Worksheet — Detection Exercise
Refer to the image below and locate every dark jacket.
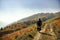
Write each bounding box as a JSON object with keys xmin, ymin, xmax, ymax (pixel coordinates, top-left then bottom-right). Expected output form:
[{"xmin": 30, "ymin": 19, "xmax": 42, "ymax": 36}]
[{"xmin": 37, "ymin": 19, "xmax": 42, "ymax": 27}]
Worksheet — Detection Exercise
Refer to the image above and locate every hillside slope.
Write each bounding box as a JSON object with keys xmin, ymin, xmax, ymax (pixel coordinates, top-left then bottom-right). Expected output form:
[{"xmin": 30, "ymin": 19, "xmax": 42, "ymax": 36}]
[
  {"xmin": 0, "ymin": 24, "xmax": 37, "ymax": 40},
  {"xmin": 33, "ymin": 17, "xmax": 60, "ymax": 40}
]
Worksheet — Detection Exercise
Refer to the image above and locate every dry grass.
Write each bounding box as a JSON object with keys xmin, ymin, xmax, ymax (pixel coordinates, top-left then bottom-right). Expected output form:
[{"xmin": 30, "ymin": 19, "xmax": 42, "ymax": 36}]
[
  {"xmin": 0, "ymin": 24, "xmax": 37, "ymax": 40},
  {"xmin": 51, "ymin": 17, "xmax": 60, "ymax": 40}
]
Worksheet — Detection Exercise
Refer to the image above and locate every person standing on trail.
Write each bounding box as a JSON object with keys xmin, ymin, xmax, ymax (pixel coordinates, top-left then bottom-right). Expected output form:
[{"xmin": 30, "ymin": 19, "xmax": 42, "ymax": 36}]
[{"xmin": 37, "ymin": 18, "xmax": 42, "ymax": 31}]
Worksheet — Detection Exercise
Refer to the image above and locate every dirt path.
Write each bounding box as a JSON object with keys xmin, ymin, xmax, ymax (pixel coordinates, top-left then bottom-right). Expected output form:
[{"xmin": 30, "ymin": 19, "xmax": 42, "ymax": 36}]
[
  {"xmin": 33, "ymin": 24, "xmax": 57, "ymax": 40},
  {"xmin": 33, "ymin": 32, "xmax": 41, "ymax": 40}
]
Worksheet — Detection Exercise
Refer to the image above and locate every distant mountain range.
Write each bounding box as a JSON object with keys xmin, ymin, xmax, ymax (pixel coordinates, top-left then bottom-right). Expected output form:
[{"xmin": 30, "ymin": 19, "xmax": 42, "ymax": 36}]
[{"xmin": 19, "ymin": 12, "xmax": 60, "ymax": 22}]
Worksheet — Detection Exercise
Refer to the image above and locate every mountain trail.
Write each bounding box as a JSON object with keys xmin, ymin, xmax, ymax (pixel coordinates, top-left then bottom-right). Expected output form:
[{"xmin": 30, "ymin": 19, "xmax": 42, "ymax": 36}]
[{"xmin": 33, "ymin": 24, "xmax": 57, "ymax": 40}]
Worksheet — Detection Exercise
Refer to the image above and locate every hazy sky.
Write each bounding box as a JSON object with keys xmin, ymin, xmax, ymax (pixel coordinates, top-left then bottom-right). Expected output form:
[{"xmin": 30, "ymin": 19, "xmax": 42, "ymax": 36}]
[{"xmin": 0, "ymin": 0, "xmax": 60, "ymax": 28}]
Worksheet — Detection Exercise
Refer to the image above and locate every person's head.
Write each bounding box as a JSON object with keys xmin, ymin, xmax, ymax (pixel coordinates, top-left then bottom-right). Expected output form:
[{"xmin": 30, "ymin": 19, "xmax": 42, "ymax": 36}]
[{"xmin": 39, "ymin": 18, "xmax": 41, "ymax": 21}]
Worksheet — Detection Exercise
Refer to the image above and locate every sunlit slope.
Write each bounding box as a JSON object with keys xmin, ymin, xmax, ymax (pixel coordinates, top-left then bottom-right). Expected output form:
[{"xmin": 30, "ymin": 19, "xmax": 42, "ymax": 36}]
[
  {"xmin": 51, "ymin": 17, "xmax": 60, "ymax": 40},
  {"xmin": 39, "ymin": 17, "xmax": 60, "ymax": 40}
]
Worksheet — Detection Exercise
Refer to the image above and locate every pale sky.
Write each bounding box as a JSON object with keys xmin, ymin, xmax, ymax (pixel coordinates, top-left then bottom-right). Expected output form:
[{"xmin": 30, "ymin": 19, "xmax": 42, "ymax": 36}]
[{"xmin": 0, "ymin": 0, "xmax": 60, "ymax": 28}]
